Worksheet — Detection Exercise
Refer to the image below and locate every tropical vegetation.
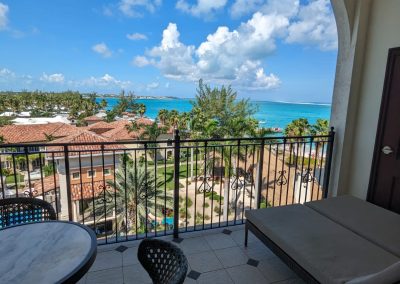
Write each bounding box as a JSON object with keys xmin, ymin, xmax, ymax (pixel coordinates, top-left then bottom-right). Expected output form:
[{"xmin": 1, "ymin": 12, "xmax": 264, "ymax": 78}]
[
  {"xmin": 87, "ymin": 156, "xmax": 173, "ymax": 236},
  {"xmin": 284, "ymin": 118, "xmax": 330, "ymax": 165},
  {"xmin": 0, "ymin": 91, "xmax": 99, "ymax": 122},
  {"xmin": 104, "ymin": 91, "xmax": 147, "ymax": 122}
]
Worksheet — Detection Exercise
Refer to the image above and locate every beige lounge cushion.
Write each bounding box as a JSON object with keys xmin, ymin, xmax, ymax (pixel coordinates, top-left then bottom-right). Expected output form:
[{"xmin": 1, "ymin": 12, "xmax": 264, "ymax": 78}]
[
  {"xmin": 346, "ymin": 261, "xmax": 400, "ymax": 284},
  {"xmin": 246, "ymin": 205, "xmax": 399, "ymax": 284},
  {"xmin": 305, "ymin": 195, "xmax": 400, "ymax": 257}
]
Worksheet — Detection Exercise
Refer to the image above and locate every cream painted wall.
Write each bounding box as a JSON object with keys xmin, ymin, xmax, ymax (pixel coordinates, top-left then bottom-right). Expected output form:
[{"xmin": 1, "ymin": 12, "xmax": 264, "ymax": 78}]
[{"xmin": 343, "ymin": 0, "xmax": 400, "ymax": 198}]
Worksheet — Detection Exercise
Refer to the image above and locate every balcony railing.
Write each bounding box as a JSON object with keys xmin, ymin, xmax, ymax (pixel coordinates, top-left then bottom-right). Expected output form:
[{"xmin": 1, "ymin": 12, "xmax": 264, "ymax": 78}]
[{"xmin": 0, "ymin": 129, "xmax": 334, "ymax": 244}]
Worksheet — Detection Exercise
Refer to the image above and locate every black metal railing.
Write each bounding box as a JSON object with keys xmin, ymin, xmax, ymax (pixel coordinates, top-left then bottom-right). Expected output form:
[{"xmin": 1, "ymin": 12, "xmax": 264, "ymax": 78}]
[{"xmin": 0, "ymin": 128, "xmax": 335, "ymax": 244}]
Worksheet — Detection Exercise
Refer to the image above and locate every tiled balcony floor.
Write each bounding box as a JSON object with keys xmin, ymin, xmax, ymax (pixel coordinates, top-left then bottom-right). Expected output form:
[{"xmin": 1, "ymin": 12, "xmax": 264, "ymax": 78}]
[{"xmin": 79, "ymin": 225, "xmax": 305, "ymax": 284}]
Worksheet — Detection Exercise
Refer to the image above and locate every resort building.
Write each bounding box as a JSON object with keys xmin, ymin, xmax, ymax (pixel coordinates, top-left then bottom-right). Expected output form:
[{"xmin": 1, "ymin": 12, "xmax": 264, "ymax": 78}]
[
  {"xmin": 4, "ymin": 1, "xmax": 400, "ymax": 282},
  {"xmin": 47, "ymin": 130, "xmax": 125, "ymax": 222},
  {"xmin": 0, "ymin": 123, "xmax": 82, "ymax": 172}
]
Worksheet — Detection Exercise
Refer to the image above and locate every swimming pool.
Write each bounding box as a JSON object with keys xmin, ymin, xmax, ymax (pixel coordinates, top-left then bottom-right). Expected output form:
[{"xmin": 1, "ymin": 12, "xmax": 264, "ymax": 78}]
[
  {"xmin": 162, "ymin": 217, "xmax": 174, "ymax": 226},
  {"xmin": 151, "ymin": 216, "xmax": 174, "ymax": 227}
]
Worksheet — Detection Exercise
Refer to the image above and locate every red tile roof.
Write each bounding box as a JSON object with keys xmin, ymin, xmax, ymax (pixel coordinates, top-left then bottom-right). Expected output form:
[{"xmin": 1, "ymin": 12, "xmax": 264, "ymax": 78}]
[
  {"xmin": 86, "ymin": 121, "xmax": 114, "ymax": 134},
  {"xmin": 48, "ymin": 130, "xmax": 125, "ymax": 157},
  {"xmin": 33, "ymin": 175, "xmax": 59, "ymax": 196},
  {"xmin": 32, "ymin": 175, "xmax": 110, "ymax": 201},
  {"xmin": 101, "ymin": 126, "xmax": 141, "ymax": 141},
  {"xmin": 84, "ymin": 115, "xmax": 103, "ymax": 122},
  {"xmin": 71, "ymin": 181, "xmax": 112, "ymax": 201},
  {"xmin": 100, "ymin": 119, "xmax": 142, "ymax": 141},
  {"xmin": 108, "ymin": 119, "xmax": 131, "ymax": 128},
  {"xmin": 0, "ymin": 123, "xmax": 82, "ymax": 144},
  {"xmin": 135, "ymin": 117, "xmax": 154, "ymax": 125}
]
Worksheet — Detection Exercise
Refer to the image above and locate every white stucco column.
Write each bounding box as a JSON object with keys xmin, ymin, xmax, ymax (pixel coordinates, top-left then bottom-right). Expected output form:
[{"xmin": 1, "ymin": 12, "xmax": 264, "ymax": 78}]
[
  {"xmin": 58, "ymin": 173, "xmax": 70, "ymax": 220},
  {"xmin": 328, "ymin": 0, "xmax": 372, "ymax": 197}
]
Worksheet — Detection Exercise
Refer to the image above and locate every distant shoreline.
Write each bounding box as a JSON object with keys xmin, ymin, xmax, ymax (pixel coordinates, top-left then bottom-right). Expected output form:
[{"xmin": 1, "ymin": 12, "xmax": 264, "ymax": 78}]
[
  {"xmin": 96, "ymin": 95, "xmax": 332, "ymax": 106},
  {"xmin": 96, "ymin": 95, "xmax": 180, "ymax": 100}
]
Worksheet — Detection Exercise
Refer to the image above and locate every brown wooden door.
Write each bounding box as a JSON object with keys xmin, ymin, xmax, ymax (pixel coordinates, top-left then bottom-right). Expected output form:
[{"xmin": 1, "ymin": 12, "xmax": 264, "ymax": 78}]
[{"xmin": 368, "ymin": 47, "xmax": 400, "ymax": 213}]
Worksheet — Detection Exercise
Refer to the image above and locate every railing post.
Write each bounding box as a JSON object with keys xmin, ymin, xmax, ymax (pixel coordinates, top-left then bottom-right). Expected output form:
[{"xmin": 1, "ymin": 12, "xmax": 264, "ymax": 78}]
[
  {"xmin": 173, "ymin": 130, "xmax": 180, "ymax": 239},
  {"xmin": 64, "ymin": 145, "xmax": 74, "ymax": 221},
  {"xmin": 323, "ymin": 127, "xmax": 335, "ymax": 198},
  {"xmin": 256, "ymin": 139, "xmax": 265, "ymax": 209}
]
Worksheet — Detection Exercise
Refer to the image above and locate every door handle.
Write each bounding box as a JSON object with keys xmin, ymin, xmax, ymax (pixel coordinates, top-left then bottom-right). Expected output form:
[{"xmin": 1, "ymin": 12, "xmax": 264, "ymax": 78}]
[{"xmin": 382, "ymin": 146, "xmax": 394, "ymax": 155}]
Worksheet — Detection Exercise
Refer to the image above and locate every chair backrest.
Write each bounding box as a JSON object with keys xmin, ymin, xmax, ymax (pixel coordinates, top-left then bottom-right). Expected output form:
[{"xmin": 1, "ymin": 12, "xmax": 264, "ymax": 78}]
[
  {"xmin": 138, "ymin": 239, "xmax": 188, "ymax": 284},
  {"xmin": 0, "ymin": 197, "xmax": 57, "ymax": 228}
]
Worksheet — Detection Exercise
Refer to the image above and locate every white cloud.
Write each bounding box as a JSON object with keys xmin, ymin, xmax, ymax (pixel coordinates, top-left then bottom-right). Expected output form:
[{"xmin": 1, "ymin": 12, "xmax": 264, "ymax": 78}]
[
  {"xmin": 145, "ymin": 23, "xmax": 197, "ymax": 80},
  {"xmin": 119, "ymin": 0, "xmax": 162, "ymax": 17},
  {"xmin": 127, "ymin": 32, "xmax": 147, "ymax": 40},
  {"xmin": 133, "ymin": 56, "xmax": 152, "ymax": 67},
  {"xmin": 81, "ymin": 74, "xmax": 132, "ymax": 89},
  {"xmin": 286, "ymin": 0, "xmax": 337, "ymax": 50},
  {"xmin": 146, "ymin": 82, "xmax": 160, "ymax": 89},
  {"xmin": 0, "ymin": 68, "xmax": 15, "ymax": 78},
  {"xmin": 234, "ymin": 61, "xmax": 280, "ymax": 90},
  {"xmin": 40, "ymin": 73, "xmax": 65, "ymax": 83},
  {"xmin": 196, "ymin": 12, "xmax": 288, "ymax": 79},
  {"xmin": 230, "ymin": 0, "xmax": 336, "ymax": 50},
  {"xmin": 0, "ymin": 68, "xmax": 135, "ymax": 91},
  {"xmin": 134, "ymin": 0, "xmax": 337, "ymax": 90},
  {"xmin": 135, "ymin": 14, "xmax": 286, "ymax": 90},
  {"xmin": 92, "ymin": 43, "xmax": 113, "ymax": 58},
  {"xmin": 176, "ymin": 0, "xmax": 227, "ymax": 18},
  {"xmin": 0, "ymin": 2, "xmax": 9, "ymax": 30}
]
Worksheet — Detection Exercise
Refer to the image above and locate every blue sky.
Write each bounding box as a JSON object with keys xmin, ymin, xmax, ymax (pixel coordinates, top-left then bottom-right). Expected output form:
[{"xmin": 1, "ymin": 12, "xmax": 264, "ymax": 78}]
[{"xmin": 0, "ymin": 0, "xmax": 337, "ymax": 103}]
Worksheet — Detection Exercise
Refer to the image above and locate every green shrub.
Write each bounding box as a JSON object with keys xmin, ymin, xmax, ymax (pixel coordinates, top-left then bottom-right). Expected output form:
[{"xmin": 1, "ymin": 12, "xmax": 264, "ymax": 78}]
[
  {"xmin": 179, "ymin": 208, "xmax": 191, "ymax": 219},
  {"xmin": 195, "ymin": 212, "xmax": 203, "ymax": 225}
]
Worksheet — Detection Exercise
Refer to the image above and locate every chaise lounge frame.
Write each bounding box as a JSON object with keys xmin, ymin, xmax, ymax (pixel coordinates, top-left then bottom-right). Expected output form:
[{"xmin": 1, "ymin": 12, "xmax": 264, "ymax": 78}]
[{"xmin": 245, "ymin": 220, "xmax": 319, "ymax": 283}]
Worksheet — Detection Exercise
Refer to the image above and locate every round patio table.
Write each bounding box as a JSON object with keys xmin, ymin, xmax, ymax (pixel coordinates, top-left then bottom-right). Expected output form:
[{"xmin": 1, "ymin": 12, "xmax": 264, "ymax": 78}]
[{"xmin": 0, "ymin": 221, "xmax": 97, "ymax": 284}]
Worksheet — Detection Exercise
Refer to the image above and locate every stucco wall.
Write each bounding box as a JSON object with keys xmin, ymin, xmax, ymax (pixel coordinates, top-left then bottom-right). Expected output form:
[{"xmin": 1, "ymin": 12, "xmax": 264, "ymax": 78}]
[{"xmin": 339, "ymin": 0, "xmax": 400, "ymax": 198}]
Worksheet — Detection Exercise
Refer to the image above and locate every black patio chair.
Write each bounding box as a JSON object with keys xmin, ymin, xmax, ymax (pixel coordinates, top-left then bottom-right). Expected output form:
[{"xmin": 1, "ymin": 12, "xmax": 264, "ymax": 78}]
[
  {"xmin": 0, "ymin": 197, "xmax": 56, "ymax": 228},
  {"xmin": 138, "ymin": 238, "xmax": 188, "ymax": 284}
]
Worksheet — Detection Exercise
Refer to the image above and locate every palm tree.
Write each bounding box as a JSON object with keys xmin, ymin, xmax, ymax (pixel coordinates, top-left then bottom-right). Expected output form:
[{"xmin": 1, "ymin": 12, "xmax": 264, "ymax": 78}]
[
  {"xmin": 139, "ymin": 122, "xmax": 168, "ymax": 160},
  {"xmin": 284, "ymin": 118, "xmax": 311, "ymax": 165},
  {"xmin": 138, "ymin": 104, "xmax": 146, "ymax": 118},
  {"xmin": 188, "ymin": 80, "xmax": 258, "ymax": 221},
  {"xmin": 99, "ymin": 99, "xmax": 108, "ymax": 109},
  {"xmin": 125, "ymin": 121, "xmax": 140, "ymax": 133},
  {"xmin": 310, "ymin": 119, "xmax": 329, "ymax": 136},
  {"xmin": 87, "ymin": 159, "xmax": 173, "ymax": 235},
  {"xmin": 284, "ymin": 118, "xmax": 310, "ymax": 137},
  {"xmin": 139, "ymin": 121, "xmax": 167, "ymax": 141},
  {"xmin": 310, "ymin": 119, "xmax": 329, "ymax": 163},
  {"xmin": 157, "ymin": 109, "xmax": 169, "ymax": 125},
  {"xmin": 168, "ymin": 110, "xmax": 179, "ymax": 128}
]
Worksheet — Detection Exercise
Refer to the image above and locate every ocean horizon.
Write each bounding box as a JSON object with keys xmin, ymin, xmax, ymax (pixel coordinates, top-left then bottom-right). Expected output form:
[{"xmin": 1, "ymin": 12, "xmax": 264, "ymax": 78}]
[{"xmin": 98, "ymin": 97, "xmax": 331, "ymax": 130}]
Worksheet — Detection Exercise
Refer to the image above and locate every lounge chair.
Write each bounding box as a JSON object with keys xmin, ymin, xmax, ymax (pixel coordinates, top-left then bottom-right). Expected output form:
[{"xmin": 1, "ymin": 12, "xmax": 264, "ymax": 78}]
[{"xmin": 245, "ymin": 196, "xmax": 400, "ymax": 284}]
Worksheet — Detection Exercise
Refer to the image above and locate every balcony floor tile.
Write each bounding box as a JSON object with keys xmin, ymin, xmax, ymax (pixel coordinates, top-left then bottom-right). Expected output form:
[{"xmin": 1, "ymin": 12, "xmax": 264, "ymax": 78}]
[
  {"xmin": 86, "ymin": 267, "xmax": 123, "ymax": 284},
  {"xmin": 79, "ymin": 227, "xmax": 302, "ymax": 284},
  {"xmin": 89, "ymin": 250, "xmax": 122, "ymax": 272}
]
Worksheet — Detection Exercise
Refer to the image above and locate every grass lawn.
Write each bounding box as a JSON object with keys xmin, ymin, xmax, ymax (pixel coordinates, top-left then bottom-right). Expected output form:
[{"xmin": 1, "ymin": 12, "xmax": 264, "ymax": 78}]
[
  {"xmin": 5, "ymin": 173, "xmax": 24, "ymax": 185},
  {"xmin": 156, "ymin": 163, "xmax": 201, "ymax": 190}
]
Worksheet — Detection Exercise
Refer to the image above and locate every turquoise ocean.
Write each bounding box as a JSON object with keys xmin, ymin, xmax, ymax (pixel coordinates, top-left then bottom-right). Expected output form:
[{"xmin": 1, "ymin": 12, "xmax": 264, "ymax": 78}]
[{"xmin": 100, "ymin": 98, "xmax": 331, "ymax": 130}]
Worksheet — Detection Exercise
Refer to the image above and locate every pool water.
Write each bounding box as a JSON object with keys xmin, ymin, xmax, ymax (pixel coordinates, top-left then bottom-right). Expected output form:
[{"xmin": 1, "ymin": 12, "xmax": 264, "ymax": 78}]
[{"xmin": 162, "ymin": 217, "xmax": 174, "ymax": 225}]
